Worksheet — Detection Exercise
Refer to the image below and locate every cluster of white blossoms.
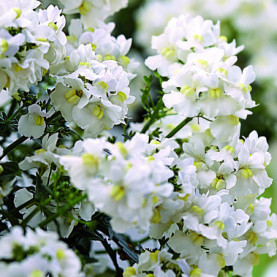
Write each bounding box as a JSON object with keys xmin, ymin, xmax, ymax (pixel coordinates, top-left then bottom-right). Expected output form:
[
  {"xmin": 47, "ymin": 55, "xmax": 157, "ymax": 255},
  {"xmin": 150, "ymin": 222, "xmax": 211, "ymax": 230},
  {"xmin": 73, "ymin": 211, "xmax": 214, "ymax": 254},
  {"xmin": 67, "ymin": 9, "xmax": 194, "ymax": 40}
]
[
  {"xmin": 136, "ymin": 0, "xmax": 277, "ymax": 121},
  {"xmin": 47, "ymin": 2, "xmax": 136, "ymax": 138},
  {"xmin": 0, "ymin": 0, "xmax": 66, "ymax": 95},
  {"xmin": 13, "ymin": 0, "xmax": 135, "ymax": 139},
  {"xmin": 0, "ymin": 226, "xmax": 82, "ymax": 276},
  {"xmin": 1, "ymin": 0, "xmax": 276, "ymax": 276},
  {"xmin": 136, "ymin": 0, "xmax": 277, "ymax": 53},
  {"xmin": 18, "ymin": 133, "xmax": 95, "ymax": 238},
  {"xmin": 59, "ymin": 0, "xmax": 128, "ymax": 28},
  {"xmin": 122, "ymin": 15, "xmax": 277, "ymax": 277},
  {"xmin": 60, "ymin": 133, "xmax": 176, "ymax": 233},
  {"xmin": 50, "ymin": 41, "xmax": 135, "ymax": 137},
  {"xmin": 145, "ymin": 14, "xmax": 253, "ymax": 144},
  {"xmin": 123, "ymin": 249, "xmax": 190, "ymax": 277}
]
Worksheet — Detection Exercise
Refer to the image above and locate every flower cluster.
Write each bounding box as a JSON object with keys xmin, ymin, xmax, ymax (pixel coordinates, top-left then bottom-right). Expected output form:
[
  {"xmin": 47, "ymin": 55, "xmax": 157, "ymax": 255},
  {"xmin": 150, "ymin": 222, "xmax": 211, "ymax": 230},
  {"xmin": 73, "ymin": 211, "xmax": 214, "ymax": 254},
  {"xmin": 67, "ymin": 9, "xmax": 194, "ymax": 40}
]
[
  {"xmin": 59, "ymin": 0, "xmax": 128, "ymax": 28},
  {"xmin": 0, "ymin": 226, "xmax": 82, "ymax": 276},
  {"xmin": 14, "ymin": 2, "xmax": 136, "ymax": 139},
  {"xmin": 46, "ymin": 7, "xmax": 136, "ymax": 137},
  {"xmin": 136, "ymin": 0, "xmax": 277, "ymax": 122},
  {"xmin": 123, "ymin": 249, "xmax": 190, "ymax": 277},
  {"xmin": 50, "ymin": 42, "xmax": 134, "ymax": 137},
  {"xmin": 145, "ymin": 14, "xmax": 253, "ymax": 143},
  {"xmin": 125, "ymin": 14, "xmax": 277, "ymax": 277},
  {"xmin": 18, "ymin": 133, "xmax": 94, "ymax": 238},
  {"xmin": 0, "ymin": 1, "xmax": 66, "ymax": 95},
  {"xmin": 60, "ymin": 133, "xmax": 175, "ymax": 233},
  {"xmin": 0, "ymin": 1, "xmax": 276, "ymax": 277}
]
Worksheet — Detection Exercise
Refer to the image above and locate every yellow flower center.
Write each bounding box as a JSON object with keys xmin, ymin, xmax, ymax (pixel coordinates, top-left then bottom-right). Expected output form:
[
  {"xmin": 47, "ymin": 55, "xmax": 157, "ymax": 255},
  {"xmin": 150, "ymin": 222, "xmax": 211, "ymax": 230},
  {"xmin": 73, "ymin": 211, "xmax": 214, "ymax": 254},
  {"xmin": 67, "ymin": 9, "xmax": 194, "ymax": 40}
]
[
  {"xmin": 240, "ymin": 168, "xmax": 253, "ymax": 179},
  {"xmin": 209, "ymin": 88, "xmax": 223, "ymax": 99},
  {"xmin": 0, "ymin": 39, "xmax": 8, "ymax": 53},
  {"xmin": 151, "ymin": 208, "xmax": 161, "ymax": 224},
  {"xmin": 191, "ymin": 205, "xmax": 204, "ymax": 216},
  {"xmin": 30, "ymin": 270, "xmax": 44, "ymax": 277},
  {"xmin": 82, "ymin": 153, "xmax": 98, "ymax": 167},
  {"xmin": 247, "ymin": 231, "xmax": 258, "ymax": 244},
  {"xmin": 34, "ymin": 114, "xmax": 44, "ymax": 126},
  {"xmin": 79, "ymin": 1, "xmax": 91, "ymax": 15},
  {"xmin": 180, "ymin": 85, "xmax": 195, "ymax": 97},
  {"xmin": 116, "ymin": 91, "xmax": 127, "ymax": 102},
  {"xmin": 217, "ymin": 254, "xmax": 226, "ymax": 268},
  {"xmin": 56, "ymin": 249, "xmax": 66, "ymax": 260},
  {"xmin": 190, "ymin": 268, "xmax": 201, "ymax": 277},
  {"xmin": 217, "ymin": 67, "xmax": 228, "ymax": 76},
  {"xmin": 120, "ymin": 55, "xmax": 130, "ymax": 66},
  {"xmin": 223, "ymin": 145, "xmax": 235, "ymax": 154},
  {"xmin": 110, "ymin": 185, "xmax": 125, "ymax": 201},
  {"xmin": 193, "ymin": 34, "xmax": 203, "ymax": 42},
  {"xmin": 123, "ymin": 267, "xmax": 136, "ymax": 277},
  {"xmin": 215, "ymin": 221, "xmax": 225, "ymax": 230},
  {"xmin": 64, "ymin": 89, "xmax": 81, "ymax": 105},
  {"xmin": 150, "ymin": 250, "xmax": 159, "ymax": 262},
  {"xmin": 98, "ymin": 81, "xmax": 109, "ymax": 91},
  {"xmin": 12, "ymin": 8, "xmax": 21, "ymax": 19},
  {"xmin": 48, "ymin": 22, "xmax": 58, "ymax": 31},
  {"xmin": 92, "ymin": 105, "xmax": 104, "ymax": 119},
  {"xmin": 116, "ymin": 142, "xmax": 128, "ymax": 157},
  {"xmin": 160, "ymin": 47, "xmax": 176, "ymax": 59},
  {"xmin": 189, "ymin": 232, "xmax": 204, "ymax": 245}
]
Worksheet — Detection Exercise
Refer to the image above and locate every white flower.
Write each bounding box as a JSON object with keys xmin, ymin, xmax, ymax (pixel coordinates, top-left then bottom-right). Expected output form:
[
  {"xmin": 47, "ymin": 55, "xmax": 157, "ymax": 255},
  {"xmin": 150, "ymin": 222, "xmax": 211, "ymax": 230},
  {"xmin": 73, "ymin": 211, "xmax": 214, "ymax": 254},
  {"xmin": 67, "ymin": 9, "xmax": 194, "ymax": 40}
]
[
  {"xmin": 50, "ymin": 43, "xmax": 134, "ymax": 137},
  {"xmin": 0, "ymin": 227, "xmax": 82, "ymax": 277},
  {"xmin": 18, "ymin": 104, "xmax": 53, "ymax": 139},
  {"xmin": 60, "ymin": 0, "xmax": 128, "ymax": 28}
]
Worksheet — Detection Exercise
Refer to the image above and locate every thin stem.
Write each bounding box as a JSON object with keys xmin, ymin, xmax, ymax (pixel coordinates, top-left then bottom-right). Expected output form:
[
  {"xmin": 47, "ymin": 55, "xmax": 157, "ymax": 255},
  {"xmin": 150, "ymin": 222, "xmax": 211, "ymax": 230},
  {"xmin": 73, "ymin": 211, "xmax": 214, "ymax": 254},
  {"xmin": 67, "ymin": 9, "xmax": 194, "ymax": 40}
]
[
  {"xmin": 94, "ymin": 248, "xmax": 119, "ymax": 254},
  {"xmin": 38, "ymin": 193, "xmax": 87, "ymax": 228},
  {"xmin": 7, "ymin": 100, "xmax": 17, "ymax": 118},
  {"xmin": 135, "ymin": 236, "xmax": 150, "ymax": 245},
  {"xmin": 7, "ymin": 105, "xmax": 24, "ymax": 122},
  {"xmin": 21, "ymin": 206, "xmax": 40, "ymax": 227},
  {"xmin": 70, "ymin": 129, "xmax": 83, "ymax": 141},
  {"xmin": 199, "ymin": 115, "xmax": 213, "ymax": 122},
  {"xmin": 11, "ymin": 198, "xmax": 36, "ymax": 214},
  {"xmin": 21, "ymin": 198, "xmax": 52, "ymax": 227},
  {"xmin": 141, "ymin": 99, "xmax": 164, "ymax": 134},
  {"xmin": 0, "ymin": 136, "xmax": 28, "ymax": 160},
  {"xmin": 165, "ymin": 117, "xmax": 194, "ymax": 138},
  {"xmin": 100, "ymin": 235, "xmax": 123, "ymax": 276}
]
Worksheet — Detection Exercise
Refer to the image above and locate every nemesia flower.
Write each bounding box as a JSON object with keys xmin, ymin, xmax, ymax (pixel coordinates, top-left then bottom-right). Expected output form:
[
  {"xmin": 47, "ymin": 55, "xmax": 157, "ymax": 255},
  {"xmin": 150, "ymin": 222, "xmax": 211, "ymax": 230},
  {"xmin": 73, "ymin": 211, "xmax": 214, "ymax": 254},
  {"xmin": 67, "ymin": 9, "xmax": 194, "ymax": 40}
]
[
  {"xmin": 0, "ymin": 226, "xmax": 82, "ymax": 277},
  {"xmin": 18, "ymin": 104, "xmax": 54, "ymax": 139}
]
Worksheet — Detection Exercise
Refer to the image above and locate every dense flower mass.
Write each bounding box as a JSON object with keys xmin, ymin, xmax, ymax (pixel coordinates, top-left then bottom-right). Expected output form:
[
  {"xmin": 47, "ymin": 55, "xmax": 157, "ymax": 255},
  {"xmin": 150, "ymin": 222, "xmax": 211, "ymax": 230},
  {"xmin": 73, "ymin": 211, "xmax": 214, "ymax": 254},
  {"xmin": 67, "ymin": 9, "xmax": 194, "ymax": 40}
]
[
  {"xmin": 0, "ymin": 1, "xmax": 276, "ymax": 277},
  {"xmin": 60, "ymin": 134, "xmax": 176, "ymax": 232},
  {"xmin": 0, "ymin": 227, "xmax": 82, "ymax": 276},
  {"xmin": 0, "ymin": 1, "xmax": 66, "ymax": 95},
  {"xmin": 59, "ymin": 0, "xmax": 128, "ymax": 28}
]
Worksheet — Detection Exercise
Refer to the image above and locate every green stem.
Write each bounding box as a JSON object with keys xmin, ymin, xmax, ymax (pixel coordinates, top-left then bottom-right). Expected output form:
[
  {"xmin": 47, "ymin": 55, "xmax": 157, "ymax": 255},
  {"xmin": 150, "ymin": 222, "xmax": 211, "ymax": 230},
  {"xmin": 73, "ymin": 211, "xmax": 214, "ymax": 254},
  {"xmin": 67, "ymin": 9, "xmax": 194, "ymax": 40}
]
[
  {"xmin": 7, "ymin": 105, "xmax": 24, "ymax": 122},
  {"xmin": 141, "ymin": 99, "xmax": 164, "ymax": 134},
  {"xmin": 199, "ymin": 115, "xmax": 213, "ymax": 122},
  {"xmin": 135, "ymin": 236, "xmax": 150, "ymax": 245},
  {"xmin": 11, "ymin": 198, "xmax": 36, "ymax": 213},
  {"xmin": 21, "ymin": 206, "xmax": 41, "ymax": 227},
  {"xmin": 7, "ymin": 100, "xmax": 17, "ymax": 117},
  {"xmin": 38, "ymin": 193, "xmax": 87, "ymax": 228},
  {"xmin": 165, "ymin": 117, "xmax": 193, "ymax": 138},
  {"xmin": 0, "ymin": 136, "xmax": 28, "ymax": 160},
  {"xmin": 21, "ymin": 198, "xmax": 52, "ymax": 227},
  {"xmin": 94, "ymin": 248, "xmax": 119, "ymax": 254},
  {"xmin": 99, "ymin": 234, "xmax": 123, "ymax": 276}
]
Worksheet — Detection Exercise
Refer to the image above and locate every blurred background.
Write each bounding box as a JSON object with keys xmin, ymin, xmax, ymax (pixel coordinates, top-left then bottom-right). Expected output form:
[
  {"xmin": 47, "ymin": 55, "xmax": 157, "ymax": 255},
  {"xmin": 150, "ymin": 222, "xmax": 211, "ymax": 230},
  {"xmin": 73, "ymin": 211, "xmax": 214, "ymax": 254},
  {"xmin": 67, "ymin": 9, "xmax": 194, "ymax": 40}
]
[{"xmin": 38, "ymin": 0, "xmax": 277, "ymax": 275}]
